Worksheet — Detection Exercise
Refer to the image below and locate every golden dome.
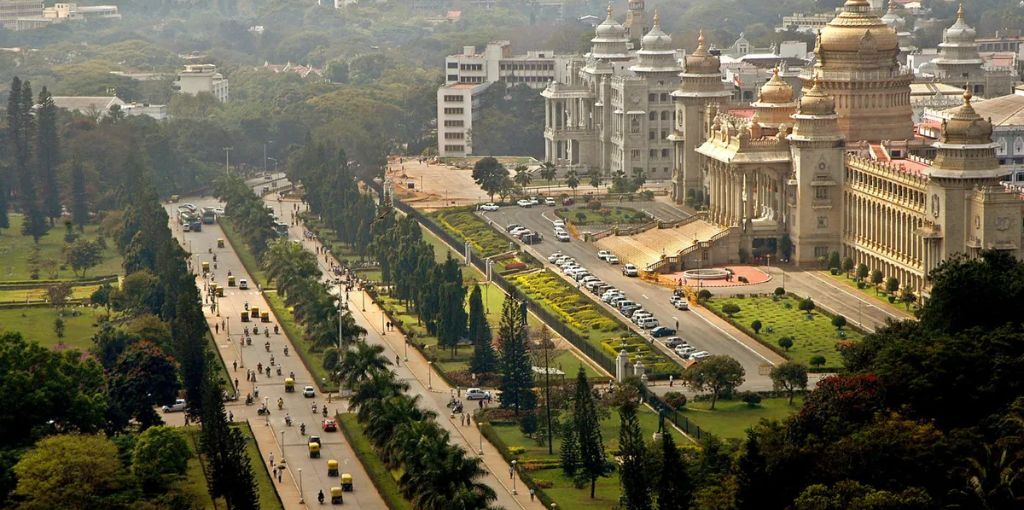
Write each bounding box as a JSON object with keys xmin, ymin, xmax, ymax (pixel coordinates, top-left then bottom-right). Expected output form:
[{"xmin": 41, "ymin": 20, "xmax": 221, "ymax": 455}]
[
  {"xmin": 940, "ymin": 89, "xmax": 993, "ymax": 145},
  {"xmin": 819, "ymin": 0, "xmax": 899, "ymax": 55},
  {"xmin": 798, "ymin": 76, "xmax": 835, "ymax": 116},
  {"xmin": 684, "ymin": 30, "xmax": 721, "ymax": 74},
  {"xmin": 758, "ymin": 68, "xmax": 794, "ymax": 104}
]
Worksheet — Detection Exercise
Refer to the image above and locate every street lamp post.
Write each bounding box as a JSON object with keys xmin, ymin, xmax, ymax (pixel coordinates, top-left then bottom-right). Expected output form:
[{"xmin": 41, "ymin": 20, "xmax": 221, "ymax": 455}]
[
  {"xmin": 263, "ymin": 141, "xmax": 273, "ymax": 173},
  {"xmin": 427, "ymin": 361, "xmax": 433, "ymax": 390},
  {"xmin": 477, "ymin": 420, "xmax": 484, "ymax": 455},
  {"xmin": 403, "ymin": 338, "xmax": 408, "ymax": 362},
  {"xmin": 280, "ymin": 430, "xmax": 285, "ymax": 458},
  {"xmin": 298, "ymin": 468, "xmax": 304, "ymax": 504},
  {"xmin": 223, "ymin": 147, "xmax": 233, "ymax": 176}
]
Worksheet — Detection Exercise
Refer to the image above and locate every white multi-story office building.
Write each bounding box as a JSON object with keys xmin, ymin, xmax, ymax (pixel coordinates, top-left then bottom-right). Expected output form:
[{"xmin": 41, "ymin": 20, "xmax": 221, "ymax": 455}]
[
  {"xmin": 437, "ymin": 41, "xmax": 561, "ymax": 157},
  {"xmin": 173, "ymin": 64, "xmax": 230, "ymax": 103}
]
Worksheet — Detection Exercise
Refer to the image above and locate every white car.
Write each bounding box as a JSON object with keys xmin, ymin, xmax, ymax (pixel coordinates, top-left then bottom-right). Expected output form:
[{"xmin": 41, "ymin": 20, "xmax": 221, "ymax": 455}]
[
  {"xmin": 544, "ymin": 197, "xmax": 556, "ymax": 206},
  {"xmin": 622, "ymin": 264, "xmax": 639, "ymax": 277},
  {"xmin": 672, "ymin": 298, "xmax": 690, "ymax": 310},
  {"xmin": 239, "ymin": 278, "xmax": 249, "ymax": 290},
  {"xmin": 303, "ymin": 385, "xmax": 316, "ymax": 398},
  {"xmin": 548, "ymin": 252, "xmax": 563, "ymax": 262},
  {"xmin": 555, "ymin": 231, "xmax": 571, "ymax": 242},
  {"xmin": 553, "ymin": 220, "xmax": 566, "ymax": 228},
  {"xmin": 596, "ymin": 250, "xmax": 611, "ymax": 260},
  {"xmin": 675, "ymin": 345, "xmax": 697, "ymax": 356},
  {"xmin": 606, "ymin": 255, "xmax": 620, "ymax": 265},
  {"xmin": 510, "ymin": 227, "xmax": 529, "ymax": 237},
  {"xmin": 466, "ymin": 388, "xmax": 491, "ymax": 400},
  {"xmin": 517, "ymin": 199, "xmax": 533, "ymax": 208},
  {"xmin": 162, "ymin": 398, "xmax": 187, "ymax": 413},
  {"xmin": 529, "ymin": 197, "xmax": 540, "ymax": 206},
  {"xmin": 690, "ymin": 351, "xmax": 711, "ymax": 360},
  {"xmin": 638, "ymin": 317, "xmax": 660, "ymax": 329},
  {"xmin": 479, "ymin": 203, "xmax": 500, "ymax": 211}
]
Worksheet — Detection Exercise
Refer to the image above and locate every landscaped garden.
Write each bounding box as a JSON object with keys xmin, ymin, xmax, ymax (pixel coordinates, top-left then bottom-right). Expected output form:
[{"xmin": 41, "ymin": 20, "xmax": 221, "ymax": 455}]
[
  {"xmin": 676, "ymin": 396, "xmax": 803, "ymax": 440},
  {"xmin": 432, "ymin": 207, "xmax": 514, "ymax": 258},
  {"xmin": 554, "ymin": 205, "xmax": 649, "ymax": 226},
  {"xmin": 509, "ymin": 269, "xmax": 680, "ymax": 378},
  {"xmin": 0, "ymin": 305, "xmax": 107, "ymax": 349},
  {"xmin": 0, "ymin": 213, "xmax": 122, "ymax": 282},
  {"xmin": 822, "ymin": 270, "xmax": 916, "ymax": 316},
  {"xmin": 703, "ymin": 294, "xmax": 862, "ymax": 370}
]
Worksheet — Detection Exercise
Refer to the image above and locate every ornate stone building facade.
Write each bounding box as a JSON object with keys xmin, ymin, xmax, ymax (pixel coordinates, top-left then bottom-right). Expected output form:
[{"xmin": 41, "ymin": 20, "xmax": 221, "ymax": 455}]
[{"xmin": 676, "ymin": 0, "xmax": 1024, "ymax": 293}]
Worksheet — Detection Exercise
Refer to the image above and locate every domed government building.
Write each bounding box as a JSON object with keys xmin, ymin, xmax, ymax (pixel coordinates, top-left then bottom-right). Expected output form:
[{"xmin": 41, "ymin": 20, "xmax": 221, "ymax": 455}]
[{"xmin": 543, "ymin": 0, "xmax": 1023, "ymax": 295}]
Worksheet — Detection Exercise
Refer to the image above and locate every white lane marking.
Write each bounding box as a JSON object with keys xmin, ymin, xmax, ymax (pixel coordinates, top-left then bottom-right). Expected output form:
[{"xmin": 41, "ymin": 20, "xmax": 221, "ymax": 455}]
[{"xmin": 641, "ymin": 294, "xmax": 648, "ymax": 300}]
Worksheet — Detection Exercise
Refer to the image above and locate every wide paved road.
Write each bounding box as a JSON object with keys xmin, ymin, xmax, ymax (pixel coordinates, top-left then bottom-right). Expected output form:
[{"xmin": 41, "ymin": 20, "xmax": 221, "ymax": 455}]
[
  {"xmin": 268, "ymin": 194, "xmax": 548, "ymax": 510},
  {"xmin": 165, "ymin": 196, "xmax": 387, "ymax": 510},
  {"xmin": 481, "ymin": 205, "xmax": 783, "ymax": 391}
]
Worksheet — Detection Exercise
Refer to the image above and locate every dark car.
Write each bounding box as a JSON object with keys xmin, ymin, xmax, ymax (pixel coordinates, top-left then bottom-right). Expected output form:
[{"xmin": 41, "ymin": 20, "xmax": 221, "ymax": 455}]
[{"xmin": 650, "ymin": 326, "xmax": 676, "ymax": 338}]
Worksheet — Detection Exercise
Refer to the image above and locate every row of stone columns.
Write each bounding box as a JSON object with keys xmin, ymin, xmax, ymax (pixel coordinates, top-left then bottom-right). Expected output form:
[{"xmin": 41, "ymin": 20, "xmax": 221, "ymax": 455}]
[{"xmin": 848, "ymin": 193, "xmax": 924, "ymax": 267}]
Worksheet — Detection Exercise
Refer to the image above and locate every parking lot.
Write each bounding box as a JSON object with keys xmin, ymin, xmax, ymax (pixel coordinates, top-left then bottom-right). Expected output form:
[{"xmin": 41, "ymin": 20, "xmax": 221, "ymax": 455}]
[{"xmin": 479, "ymin": 202, "xmax": 782, "ymax": 391}]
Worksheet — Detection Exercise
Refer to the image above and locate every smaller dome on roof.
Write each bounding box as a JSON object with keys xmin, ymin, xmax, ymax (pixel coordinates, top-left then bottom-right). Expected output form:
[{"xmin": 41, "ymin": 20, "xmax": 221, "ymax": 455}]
[
  {"xmin": 943, "ymin": 3, "xmax": 976, "ymax": 45},
  {"xmin": 684, "ymin": 30, "xmax": 720, "ymax": 74},
  {"xmin": 798, "ymin": 76, "xmax": 835, "ymax": 116},
  {"xmin": 941, "ymin": 88, "xmax": 993, "ymax": 145},
  {"xmin": 595, "ymin": 2, "xmax": 626, "ymax": 39},
  {"xmin": 758, "ymin": 68, "xmax": 794, "ymax": 104},
  {"xmin": 641, "ymin": 11, "xmax": 672, "ymax": 51}
]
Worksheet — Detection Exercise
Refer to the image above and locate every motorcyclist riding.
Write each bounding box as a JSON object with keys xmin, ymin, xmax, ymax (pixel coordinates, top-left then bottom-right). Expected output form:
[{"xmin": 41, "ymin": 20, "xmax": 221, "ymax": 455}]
[{"xmin": 277, "ymin": 397, "xmax": 284, "ymax": 410}]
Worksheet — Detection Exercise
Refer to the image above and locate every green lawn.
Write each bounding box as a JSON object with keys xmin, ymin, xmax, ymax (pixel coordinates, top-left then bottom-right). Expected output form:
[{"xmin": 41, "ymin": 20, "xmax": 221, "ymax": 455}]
[
  {"xmin": 555, "ymin": 205, "xmax": 648, "ymax": 226},
  {"xmin": 0, "ymin": 305, "xmax": 107, "ymax": 349},
  {"xmin": 704, "ymin": 295, "xmax": 862, "ymax": 370},
  {"xmin": 486, "ymin": 404, "xmax": 690, "ymax": 510},
  {"xmin": 821, "ymin": 271, "xmax": 916, "ymax": 316},
  {"xmin": 432, "ymin": 208, "xmax": 512, "ymax": 258},
  {"xmin": 263, "ymin": 291, "xmax": 337, "ymax": 392},
  {"xmin": 178, "ymin": 428, "xmax": 219, "ymax": 510},
  {"xmin": 236, "ymin": 423, "xmax": 286, "ymax": 510},
  {"xmin": 0, "ymin": 214, "xmax": 122, "ymax": 282},
  {"xmin": 677, "ymin": 397, "xmax": 803, "ymax": 440},
  {"xmin": 510, "ymin": 270, "xmax": 679, "ymax": 377},
  {"xmin": 337, "ymin": 413, "xmax": 413, "ymax": 510},
  {"xmin": 0, "ymin": 283, "xmax": 102, "ymax": 304}
]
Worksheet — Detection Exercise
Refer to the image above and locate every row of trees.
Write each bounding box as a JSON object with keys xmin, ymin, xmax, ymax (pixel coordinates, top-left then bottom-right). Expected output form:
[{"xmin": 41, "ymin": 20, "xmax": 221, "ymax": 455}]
[{"xmin": 825, "ymin": 252, "xmax": 917, "ymax": 306}]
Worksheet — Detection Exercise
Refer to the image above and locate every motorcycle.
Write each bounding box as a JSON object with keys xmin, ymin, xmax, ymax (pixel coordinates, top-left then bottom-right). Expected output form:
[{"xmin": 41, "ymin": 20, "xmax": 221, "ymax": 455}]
[
  {"xmin": 289, "ymin": 371, "xmax": 295, "ymax": 379},
  {"xmin": 322, "ymin": 405, "xmax": 328, "ymax": 418},
  {"xmin": 274, "ymin": 325, "xmax": 280, "ymax": 334},
  {"xmin": 265, "ymin": 329, "xmax": 270, "ymax": 338},
  {"xmin": 246, "ymin": 336, "xmax": 252, "ymax": 346},
  {"xmin": 276, "ymin": 366, "xmax": 282, "ymax": 376},
  {"xmin": 257, "ymin": 406, "xmax": 270, "ymax": 416},
  {"xmin": 245, "ymin": 394, "xmax": 254, "ymax": 405},
  {"xmin": 270, "ymin": 356, "xmax": 275, "ymax": 367},
  {"xmin": 266, "ymin": 367, "xmax": 272, "ymax": 377},
  {"xmin": 300, "ymin": 423, "xmax": 306, "ymax": 435},
  {"xmin": 277, "ymin": 398, "xmax": 284, "ymax": 410},
  {"xmin": 311, "ymin": 402, "xmax": 318, "ymax": 414},
  {"xmin": 264, "ymin": 341, "xmax": 270, "ymax": 352},
  {"xmin": 244, "ymin": 301, "xmax": 249, "ymax": 311},
  {"xmin": 284, "ymin": 414, "xmax": 292, "ymax": 426},
  {"xmin": 283, "ymin": 346, "xmax": 289, "ymax": 356}
]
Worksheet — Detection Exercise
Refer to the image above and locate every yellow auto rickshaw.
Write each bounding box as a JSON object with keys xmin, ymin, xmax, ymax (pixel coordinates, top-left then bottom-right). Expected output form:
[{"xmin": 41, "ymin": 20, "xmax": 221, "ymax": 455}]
[
  {"xmin": 308, "ymin": 441, "xmax": 320, "ymax": 459},
  {"xmin": 327, "ymin": 459, "xmax": 338, "ymax": 477},
  {"xmin": 228, "ymin": 275, "xmax": 236, "ymax": 287},
  {"xmin": 250, "ymin": 307, "xmax": 260, "ymax": 319},
  {"xmin": 170, "ymin": 195, "xmax": 180, "ymax": 203},
  {"xmin": 330, "ymin": 487, "xmax": 343, "ymax": 504},
  {"xmin": 284, "ymin": 378, "xmax": 295, "ymax": 393},
  {"xmin": 202, "ymin": 261, "xmax": 210, "ymax": 274},
  {"xmin": 341, "ymin": 473, "xmax": 353, "ymax": 492},
  {"xmin": 240, "ymin": 311, "xmax": 250, "ymax": 323},
  {"xmin": 217, "ymin": 238, "xmax": 225, "ymax": 248},
  {"xmin": 216, "ymin": 286, "xmax": 224, "ymax": 297},
  {"xmin": 261, "ymin": 312, "xmax": 270, "ymax": 323}
]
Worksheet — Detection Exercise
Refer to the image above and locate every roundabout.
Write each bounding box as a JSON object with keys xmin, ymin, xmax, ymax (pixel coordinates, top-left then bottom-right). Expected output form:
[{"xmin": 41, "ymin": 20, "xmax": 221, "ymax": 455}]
[{"xmin": 681, "ymin": 268, "xmax": 731, "ymax": 280}]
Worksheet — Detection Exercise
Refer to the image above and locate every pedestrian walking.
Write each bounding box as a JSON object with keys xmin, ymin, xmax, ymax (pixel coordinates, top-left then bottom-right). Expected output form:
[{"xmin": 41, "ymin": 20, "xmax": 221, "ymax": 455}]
[
  {"xmin": 216, "ymin": 323, "xmax": 220, "ymax": 334},
  {"xmin": 228, "ymin": 411, "xmax": 233, "ymax": 422},
  {"xmin": 509, "ymin": 466, "xmax": 514, "ymax": 480},
  {"xmin": 669, "ymin": 375, "xmax": 674, "ymax": 387},
  {"xmin": 233, "ymin": 360, "xmax": 237, "ymax": 372},
  {"xmin": 269, "ymin": 452, "xmax": 274, "ymax": 467},
  {"xmin": 276, "ymin": 466, "xmax": 283, "ymax": 483},
  {"xmin": 530, "ymin": 489, "xmax": 535, "ymax": 501},
  {"xmin": 234, "ymin": 378, "xmax": 239, "ymax": 390}
]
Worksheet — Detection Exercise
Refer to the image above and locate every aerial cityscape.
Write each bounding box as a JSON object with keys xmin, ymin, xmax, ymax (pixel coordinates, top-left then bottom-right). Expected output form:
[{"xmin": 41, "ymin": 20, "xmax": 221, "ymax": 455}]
[{"xmin": 0, "ymin": 0, "xmax": 1022, "ymax": 509}]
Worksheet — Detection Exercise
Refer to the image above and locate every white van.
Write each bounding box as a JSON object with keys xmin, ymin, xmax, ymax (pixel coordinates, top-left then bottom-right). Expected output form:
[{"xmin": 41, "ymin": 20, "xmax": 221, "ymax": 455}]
[
  {"xmin": 637, "ymin": 317, "xmax": 660, "ymax": 329},
  {"xmin": 239, "ymin": 279, "xmax": 249, "ymax": 290}
]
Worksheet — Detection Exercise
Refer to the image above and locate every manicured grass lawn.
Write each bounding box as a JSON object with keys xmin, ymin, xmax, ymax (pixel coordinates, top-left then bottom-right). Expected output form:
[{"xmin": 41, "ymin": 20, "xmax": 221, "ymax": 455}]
[
  {"xmin": 263, "ymin": 291, "xmax": 337, "ymax": 392},
  {"xmin": 704, "ymin": 295, "xmax": 861, "ymax": 370},
  {"xmin": 181, "ymin": 423, "xmax": 283, "ymax": 510},
  {"xmin": 510, "ymin": 270, "xmax": 679, "ymax": 377},
  {"xmin": 555, "ymin": 205, "xmax": 648, "ymax": 226},
  {"xmin": 432, "ymin": 208, "xmax": 511, "ymax": 258},
  {"xmin": 0, "ymin": 214, "xmax": 122, "ymax": 282},
  {"xmin": 178, "ymin": 428, "xmax": 219, "ymax": 510},
  {"xmin": 0, "ymin": 283, "xmax": 101, "ymax": 304},
  {"xmin": 0, "ymin": 305, "xmax": 107, "ymax": 349},
  {"xmin": 677, "ymin": 397, "xmax": 804, "ymax": 440},
  {"xmin": 821, "ymin": 271, "xmax": 916, "ymax": 316},
  {"xmin": 220, "ymin": 220, "xmax": 270, "ymax": 288},
  {"xmin": 337, "ymin": 413, "xmax": 413, "ymax": 510},
  {"xmin": 486, "ymin": 404, "xmax": 690, "ymax": 510}
]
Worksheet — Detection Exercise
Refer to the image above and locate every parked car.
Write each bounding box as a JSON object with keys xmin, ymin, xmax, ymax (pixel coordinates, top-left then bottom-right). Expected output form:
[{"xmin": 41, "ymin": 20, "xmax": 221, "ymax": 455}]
[
  {"xmin": 517, "ymin": 199, "xmax": 533, "ymax": 207},
  {"xmin": 555, "ymin": 231, "xmax": 571, "ymax": 242},
  {"xmin": 651, "ymin": 326, "xmax": 676, "ymax": 338},
  {"xmin": 606, "ymin": 255, "xmax": 620, "ymax": 264},
  {"xmin": 662, "ymin": 337, "xmax": 686, "ymax": 348},
  {"xmin": 303, "ymin": 385, "xmax": 316, "ymax": 398},
  {"xmin": 548, "ymin": 252, "xmax": 563, "ymax": 262},
  {"xmin": 162, "ymin": 399, "xmax": 187, "ymax": 413},
  {"xmin": 672, "ymin": 297, "xmax": 690, "ymax": 310},
  {"xmin": 506, "ymin": 224, "xmax": 521, "ymax": 232},
  {"xmin": 322, "ymin": 418, "xmax": 338, "ymax": 432},
  {"xmin": 597, "ymin": 250, "xmax": 611, "ymax": 261},
  {"xmin": 479, "ymin": 203, "xmax": 500, "ymax": 211},
  {"xmin": 675, "ymin": 345, "xmax": 697, "ymax": 356},
  {"xmin": 637, "ymin": 317, "xmax": 660, "ymax": 329},
  {"xmin": 528, "ymin": 197, "xmax": 540, "ymax": 206},
  {"xmin": 622, "ymin": 264, "xmax": 639, "ymax": 277},
  {"xmin": 466, "ymin": 388, "xmax": 491, "ymax": 400},
  {"xmin": 522, "ymin": 232, "xmax": 543, "ymax": 244},
  {"xmin": 545, "ymin": 197, "xmax": 556, "ymax": 206},
  {"xmin": 691, "ymin": 351, "xmax": 711, "ymax": 360},
  {"xmin": 552, "ymin": 220, "xmax": 566, "ymax": 228}
]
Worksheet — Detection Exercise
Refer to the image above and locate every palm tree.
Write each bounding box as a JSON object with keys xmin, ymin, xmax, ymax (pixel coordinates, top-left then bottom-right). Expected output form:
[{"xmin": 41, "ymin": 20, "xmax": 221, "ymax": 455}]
[
  {"xmin": 632, "ymin": 169, "xmax": 647, "ymax": 192},
  {"xmin": 348, "ymin": 371, "xmax": 408, "ymax": 421},
  {"xmin": 566, "ymin": 169, "xmax": 580, "ymax": 200},
  {"xmin": 588, "ymin": 169, "xmax": 603, "ymax": 190},
  {"xmin": 513, "ymin": 164, "xmax": 531, "ymax": 192},
  {"xmin": 539, "ymin": 161, "xmax": 556, "ymax": 183},
  {"xmin": 336, "ymin": 342, "xmax": 392, "ymax": 390}
]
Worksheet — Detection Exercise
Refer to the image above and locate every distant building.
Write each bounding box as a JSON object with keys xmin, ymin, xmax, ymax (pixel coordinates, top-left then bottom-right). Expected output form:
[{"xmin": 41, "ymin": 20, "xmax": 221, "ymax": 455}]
[
  {"xmin": 49, "ymin": 96, "xmax": 166, "ymax": 120},
  {"xmin": 260, "ymin": 62, "xmax": 325, "ymax": 81},
  {"xmin": 173, "ymin": 64, "xmax": 229, "ymax": 103},
  {"xmin": 0, "ymin": 0, "xmax": 42, "ymax": 30},
  {"xmin": 778, "ymin": 12, "xmax": 832, "ymax": 33},
  {"xmin": 931, "ymin": 4, "xmax": 1015, "ymax": 98},
  {"xmin": 437, "ymin": 41, "xmax": 561, "ymax": 157},
  {"xmin": 43, "ymin": 3, "xmax": 120, "ymax": 20}
]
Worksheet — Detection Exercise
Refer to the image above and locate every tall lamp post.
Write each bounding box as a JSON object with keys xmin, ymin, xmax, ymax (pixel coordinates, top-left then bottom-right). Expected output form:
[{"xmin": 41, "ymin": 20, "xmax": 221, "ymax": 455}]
[
  {"xmin": 511, "ymin": 459, "xmax": 518, "ymax": 495},
  {"xmin": 297, "ymin": 468, "xmax": 304, "ymax": 503},
  {"xmin": 263, "ymin": 140, "xmax": 273, "ymax": 173},
  {"xmin": 427, "ymin": 361, "xmax": 433, "ymax": 390},
  {"xmin": 223, "ymin": 147, "xmax": 233, "ymax": 176}
]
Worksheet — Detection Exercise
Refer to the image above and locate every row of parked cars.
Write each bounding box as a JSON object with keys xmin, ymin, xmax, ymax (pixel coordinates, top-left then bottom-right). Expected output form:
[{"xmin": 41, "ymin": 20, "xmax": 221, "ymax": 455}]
[
  {"xmin": 504, "ymin": 223, "xmax": 543, "ymax": 244},
  {"xmin": 517, "ymin": 196, "xmax": 557, "ymax": 208},
  {"xmin": 551, "ymin": 219, "xmax": 571, "ymax": 242}
]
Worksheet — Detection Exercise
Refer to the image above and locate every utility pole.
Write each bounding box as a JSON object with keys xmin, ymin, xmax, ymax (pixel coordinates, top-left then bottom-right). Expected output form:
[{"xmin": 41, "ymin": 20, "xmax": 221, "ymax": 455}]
[
  {"xmin": 264, "ymin": 140, "xmax": 273, "ymax": 173},
  {"xmin": 223, "ymin": 147, "xmax": 233, "ymax": 176}
]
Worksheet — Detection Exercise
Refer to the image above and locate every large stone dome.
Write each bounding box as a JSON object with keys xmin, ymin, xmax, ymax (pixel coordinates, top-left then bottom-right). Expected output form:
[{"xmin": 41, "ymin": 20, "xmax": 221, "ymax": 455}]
[
  {"xmin": 684, "ymin": 30, "xmax": 720, "ymax": 75},
  {"xmin": 595, "ymin": 3, "xmax": 626, "ymax": 40},
  {"xmin": 819, "ymin": 0, "xmax": 899, "ymax": 56},
  {"xmin": 941, "ymin": 89, "xmax": 993, "ymax": 145},
  {"xmin": 943, "ymin": 4, "xmax": 976, "ymax": 45},
  {"xmin": 798, "ymin": 76, "xmax": 836, "ymax": 117},
  {"xmin": 758, "ymin": 68, "xmax": 794, "ymax": 104}
]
